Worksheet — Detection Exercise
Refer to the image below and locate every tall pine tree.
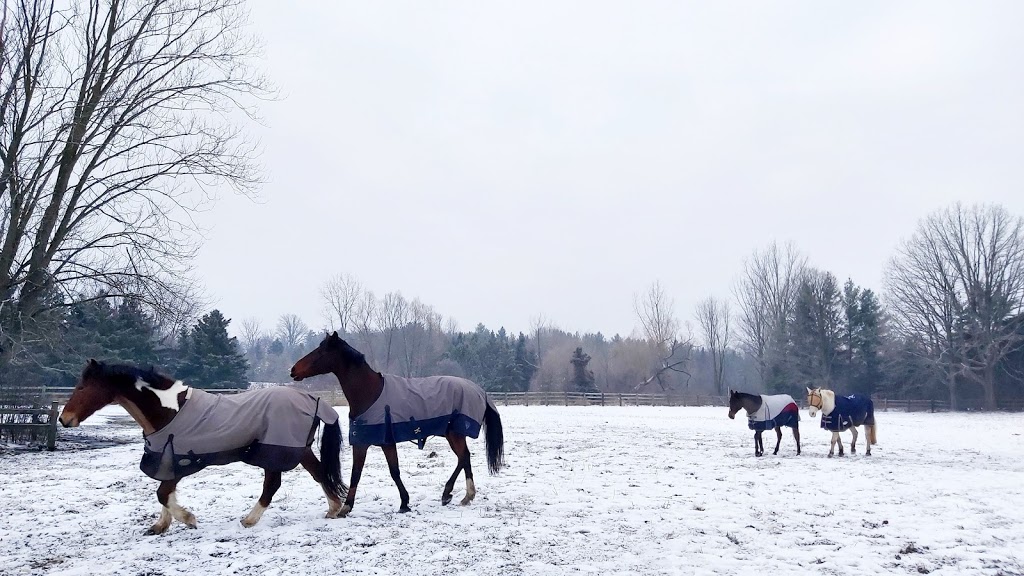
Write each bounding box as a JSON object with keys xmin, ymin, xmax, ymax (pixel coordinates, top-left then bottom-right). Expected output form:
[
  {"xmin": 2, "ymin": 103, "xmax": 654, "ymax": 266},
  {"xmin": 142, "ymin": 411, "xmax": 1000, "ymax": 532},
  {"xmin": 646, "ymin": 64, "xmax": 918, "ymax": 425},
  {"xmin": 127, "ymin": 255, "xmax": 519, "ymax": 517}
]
[{"xmin": 176, "ymin": 310, "xmax": 249, "ymax": 388}]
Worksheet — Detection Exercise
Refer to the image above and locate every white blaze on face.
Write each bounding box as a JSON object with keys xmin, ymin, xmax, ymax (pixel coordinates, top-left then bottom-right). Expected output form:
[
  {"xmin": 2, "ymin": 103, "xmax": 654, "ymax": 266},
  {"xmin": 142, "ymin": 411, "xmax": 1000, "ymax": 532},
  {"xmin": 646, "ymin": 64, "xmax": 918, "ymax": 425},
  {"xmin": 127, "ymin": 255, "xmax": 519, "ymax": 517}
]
[{"xmin": 136, "ymin": 378, "xmax": 190, "ymax": 411}]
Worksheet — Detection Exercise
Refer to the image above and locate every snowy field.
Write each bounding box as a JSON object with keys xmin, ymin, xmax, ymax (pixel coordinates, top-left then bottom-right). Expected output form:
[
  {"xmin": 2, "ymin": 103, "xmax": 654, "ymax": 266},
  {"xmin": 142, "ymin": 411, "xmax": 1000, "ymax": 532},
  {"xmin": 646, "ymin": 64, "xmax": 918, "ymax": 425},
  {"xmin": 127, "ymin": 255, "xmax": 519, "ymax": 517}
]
[{"xmin": 1, "ymin": 405, "xmax": 1023, "ymax": 576}]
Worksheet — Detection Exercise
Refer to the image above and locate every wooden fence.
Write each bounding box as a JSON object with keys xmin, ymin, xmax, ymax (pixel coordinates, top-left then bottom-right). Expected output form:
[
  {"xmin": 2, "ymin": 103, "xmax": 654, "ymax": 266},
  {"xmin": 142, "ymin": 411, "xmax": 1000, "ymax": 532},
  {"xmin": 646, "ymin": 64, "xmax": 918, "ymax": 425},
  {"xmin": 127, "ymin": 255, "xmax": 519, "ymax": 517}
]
[
  {"xmin": 7, "ymin": 387, "xmax": 1024, "ymax": 414},
  {"xmin": 0, "ymin": 401, "xmax": 60, "ymax": 450}
]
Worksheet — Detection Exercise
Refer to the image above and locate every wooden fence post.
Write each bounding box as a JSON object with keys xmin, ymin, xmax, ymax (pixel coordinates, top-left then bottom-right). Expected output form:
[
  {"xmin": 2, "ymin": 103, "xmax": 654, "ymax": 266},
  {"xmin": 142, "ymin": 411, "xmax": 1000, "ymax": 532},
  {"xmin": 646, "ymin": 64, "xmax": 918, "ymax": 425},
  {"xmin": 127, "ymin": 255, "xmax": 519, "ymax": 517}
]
[
  {"xmin": 564, "ymin": 392, "xmax": 569, "ymax": 406},
  {"xmin": 46, "ymin": 401, "xmax": 58, "ymax": 451},
  {"xmin": 930, "ymin": 399, "xmax": 935, "ymax": 413},
  {"xmin": 601, "ymin": 392, "xmax": 605, "ymax": 406}
]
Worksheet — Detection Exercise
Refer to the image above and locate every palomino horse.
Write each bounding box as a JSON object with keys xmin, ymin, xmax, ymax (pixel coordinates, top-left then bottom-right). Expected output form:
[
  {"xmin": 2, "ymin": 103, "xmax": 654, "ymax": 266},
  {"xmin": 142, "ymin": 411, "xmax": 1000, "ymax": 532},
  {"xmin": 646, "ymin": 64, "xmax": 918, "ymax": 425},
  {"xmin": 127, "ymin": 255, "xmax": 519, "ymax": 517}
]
[
  {"xmin": 290, "ymin": 332, "xmax": 505, "ymax": 516},
  {"xmin": 728, "ymin": 389, "xmax": 801, "ymax": 456},
  {"xmin": 59, "ymin": 360, "xmax": 347, "ymax": 533},
  {"xmin": 806, "ymin": 387, "xmax": 877, "ymax": 457}
]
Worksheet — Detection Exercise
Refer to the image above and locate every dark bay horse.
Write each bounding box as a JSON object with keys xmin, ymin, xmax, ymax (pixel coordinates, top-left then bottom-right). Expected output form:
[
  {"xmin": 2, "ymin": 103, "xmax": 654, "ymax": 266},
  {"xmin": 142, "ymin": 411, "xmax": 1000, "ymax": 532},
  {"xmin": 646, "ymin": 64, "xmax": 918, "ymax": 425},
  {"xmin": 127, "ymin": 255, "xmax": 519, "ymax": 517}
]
[
  {"xmin": 807, "ymin": 387, "xmax": 877, "ymax": 457},
  {"xmin": 728, "ymin": 389, "xmax": 801, "ymax": 456},
  {"xmin": 59, "ymin": 360, "xmax": 347, "ymax": 533},
  {"xmin": 290, "ymin": 332, "xmax": 505, "ymax": 516}
]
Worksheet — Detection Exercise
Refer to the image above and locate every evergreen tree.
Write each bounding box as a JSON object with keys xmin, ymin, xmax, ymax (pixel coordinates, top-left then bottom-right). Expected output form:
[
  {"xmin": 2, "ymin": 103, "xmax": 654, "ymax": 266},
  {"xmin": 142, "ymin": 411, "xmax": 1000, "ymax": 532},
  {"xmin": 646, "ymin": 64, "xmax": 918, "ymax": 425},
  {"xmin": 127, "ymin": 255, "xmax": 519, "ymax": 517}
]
[
  {"xmin": 176, "ymin": 310, "xmax": 249, "ymax": 388},
  {"xmin": 570, "ymin": 347, "xmax": 597, "ymax": 393}
]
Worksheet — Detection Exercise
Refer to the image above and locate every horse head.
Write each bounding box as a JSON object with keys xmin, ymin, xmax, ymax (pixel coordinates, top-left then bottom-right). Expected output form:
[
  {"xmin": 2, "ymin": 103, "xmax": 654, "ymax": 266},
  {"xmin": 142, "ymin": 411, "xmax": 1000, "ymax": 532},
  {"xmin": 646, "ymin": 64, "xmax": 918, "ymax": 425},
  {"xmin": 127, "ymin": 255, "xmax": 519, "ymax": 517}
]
[
  {"xmin": 291, "ymin": 331, "xmax": 366, "ymax": 381},
  {"xmin": 727, "ymin": 389, "xmax": 741, "ymax": 419},
  {"xmin": 60, "ymin": 360, "xmax": 116, "ymax": 427},
  {"xmin": 807, "ymin": 387, "xmax": 836, "ymax": 416}
]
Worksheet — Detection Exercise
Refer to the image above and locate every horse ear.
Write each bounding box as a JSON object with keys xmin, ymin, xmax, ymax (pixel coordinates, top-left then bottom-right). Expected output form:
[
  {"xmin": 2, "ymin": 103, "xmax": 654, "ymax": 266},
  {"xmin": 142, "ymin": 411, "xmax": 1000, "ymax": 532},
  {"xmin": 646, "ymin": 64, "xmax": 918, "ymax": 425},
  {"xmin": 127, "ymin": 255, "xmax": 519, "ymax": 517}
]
[
  {"xmin": 331, "ymin": 331, "xmax": 339, "ymax": 339},
  {"xmin": 806, "ymin": 387, "xmax": 813, "ymax": 393},
  {"xmin": 89, "ymin": 358, "xmax": 99, "ymax": 367}
]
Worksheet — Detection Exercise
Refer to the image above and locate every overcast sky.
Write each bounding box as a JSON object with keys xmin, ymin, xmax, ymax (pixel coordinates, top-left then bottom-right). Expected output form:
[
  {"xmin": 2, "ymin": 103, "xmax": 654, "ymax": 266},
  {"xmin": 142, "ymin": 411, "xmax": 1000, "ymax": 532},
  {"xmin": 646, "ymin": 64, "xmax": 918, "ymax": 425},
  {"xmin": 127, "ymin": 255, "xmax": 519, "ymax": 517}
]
[{"xmin": 193, "ymin": 1, "xmax": 1024, "ymax": 338}]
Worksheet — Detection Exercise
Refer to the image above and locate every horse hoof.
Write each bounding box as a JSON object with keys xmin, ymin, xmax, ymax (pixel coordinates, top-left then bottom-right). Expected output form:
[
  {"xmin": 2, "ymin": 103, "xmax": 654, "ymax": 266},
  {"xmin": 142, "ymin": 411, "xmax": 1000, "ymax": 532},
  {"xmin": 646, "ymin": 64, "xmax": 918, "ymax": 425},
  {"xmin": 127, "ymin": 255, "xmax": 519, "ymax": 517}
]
[
  {"xmin": 442, "ymin": 493, "xmax": 453, "ymax": 506},
  {"xmin": 773, "ymin": 451, "xmax": 779, "ymax": 455},
  {"xmin": 145, "ymin": 525, "xmax": 167, "ymax": 536},
  {"xmin": 240, "ymin": 517, "xmax": 258, "ymax": 528},
  {"xmin": 459, "ymin": 496, "xmax": 474, "ymax": 506},
  {"xmin": 399, "ymin": 505, "xmax": 411, "ymax": 513},
  {"xmin": 338, "ymin": 504, "xmax": 352, "ymax": 518},
  {"xmin": 827, "ymin": 454, "xmax": 833, "ymax": 458}
]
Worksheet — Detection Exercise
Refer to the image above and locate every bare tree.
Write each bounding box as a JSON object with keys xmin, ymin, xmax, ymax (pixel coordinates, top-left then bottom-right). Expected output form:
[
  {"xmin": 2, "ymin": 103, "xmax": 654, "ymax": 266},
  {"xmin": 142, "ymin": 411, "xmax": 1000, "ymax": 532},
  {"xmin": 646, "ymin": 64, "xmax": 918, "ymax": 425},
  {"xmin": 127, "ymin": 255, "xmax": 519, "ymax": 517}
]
[
  {"xmin": 695, "ymin": 296, "xmax": 731, "ymax": 394},
  {"xmin": 239, "ymin": 317, "xmax": 263, "ymax": 353},
  {"xmin": 885, "ymin": 203, "xmax": 1024, "ymax": 410},
  {"xmin": 734, "ymin": 241, "xmax": 806, "ymax": 389},
  {"xmin": 634, "ymin": 281, "xmax": 690, "ymax": 390},
  {"xmin": 321, "ymin": 273, "xmax": 361, "ymax": 334},
  {"xmin": 530, "ymin": 313, "xmax": 551, "ymax": 369},
  {"xmin": 352, "ymin": 290, "xmax": 377, "ymax": 366},
  {"xmin": 375, "ymin": 291, "xmax": 407, "ymax": 372},
  {"xmin": 0, "ymin": 0, "xmax": 266, "ymax": 366},
  {"xmin": 276, "ymin": 314, "xmax": 308, "ymax": 352}
]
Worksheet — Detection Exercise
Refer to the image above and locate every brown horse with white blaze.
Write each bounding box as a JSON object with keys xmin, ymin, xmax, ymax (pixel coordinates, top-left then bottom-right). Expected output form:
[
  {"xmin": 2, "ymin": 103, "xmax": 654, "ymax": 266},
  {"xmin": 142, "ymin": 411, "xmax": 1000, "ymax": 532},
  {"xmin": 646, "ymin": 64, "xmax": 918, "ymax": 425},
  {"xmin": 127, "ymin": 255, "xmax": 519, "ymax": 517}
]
[
  {"xmin": 291, "ymin": 332, "xmax": 505, "ymax": 517},
  {"xmin": 59, "ymin": 360, "xmax": 347, "ymax": 533}
]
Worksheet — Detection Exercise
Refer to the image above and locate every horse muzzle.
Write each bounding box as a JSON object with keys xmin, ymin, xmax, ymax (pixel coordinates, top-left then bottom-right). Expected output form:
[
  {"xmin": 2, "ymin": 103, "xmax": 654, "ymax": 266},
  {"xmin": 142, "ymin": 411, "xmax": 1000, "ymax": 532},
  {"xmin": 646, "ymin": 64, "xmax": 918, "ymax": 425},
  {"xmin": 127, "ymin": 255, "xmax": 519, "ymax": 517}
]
[{"xmin": 58, "ymin": 413, "xmax": 79, "ymax": 428}]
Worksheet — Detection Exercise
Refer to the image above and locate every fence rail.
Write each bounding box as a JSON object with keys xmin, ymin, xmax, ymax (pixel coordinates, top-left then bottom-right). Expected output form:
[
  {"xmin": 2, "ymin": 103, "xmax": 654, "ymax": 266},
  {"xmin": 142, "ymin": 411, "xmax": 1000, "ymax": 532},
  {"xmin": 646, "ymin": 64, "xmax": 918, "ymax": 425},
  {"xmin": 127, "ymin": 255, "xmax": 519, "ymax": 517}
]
[{"xmin": 3, "ymin": 387, "xmax": 1022, "ymax": 413}]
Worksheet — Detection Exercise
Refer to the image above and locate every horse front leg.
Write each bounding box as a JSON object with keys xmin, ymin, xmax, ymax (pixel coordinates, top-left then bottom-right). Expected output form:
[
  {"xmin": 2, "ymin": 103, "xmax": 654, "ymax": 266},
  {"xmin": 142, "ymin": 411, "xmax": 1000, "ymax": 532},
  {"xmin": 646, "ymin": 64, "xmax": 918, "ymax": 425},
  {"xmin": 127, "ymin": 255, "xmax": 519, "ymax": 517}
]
[
  {"xmin": 828, "ymin": 432, "xmax": 838, "ymax": 457},
  {"xmin": 242, "ymin": 470, "xmax": 282, "ymax": 527},
  {"xmin": 147, "ymin": 479, "xmax": 196, "ymax": 535},
  {"xmin": 300, "ymin": 448, "xmax": 344, "ymax": 518},
  {"xmin": 793, "ymin": 424, "xmax": 801, "ymax": 455},
  {"xmin": 339, "ymin": 444, "xmax": 368, "ymax": 518},
  {"xmin": 849, "ymin": 426, "xmax": 859, "ymax": 455},
  {"xmin": 837, "ymin": 431, "xmax": 845, "ymax": 457},
  {"xmin": 381, "ymin": 444, "xmax": 411, "ymax": 513},
  {"xmin": 754, "ymin": 431, "xmax": 764, "ymax": 457}
]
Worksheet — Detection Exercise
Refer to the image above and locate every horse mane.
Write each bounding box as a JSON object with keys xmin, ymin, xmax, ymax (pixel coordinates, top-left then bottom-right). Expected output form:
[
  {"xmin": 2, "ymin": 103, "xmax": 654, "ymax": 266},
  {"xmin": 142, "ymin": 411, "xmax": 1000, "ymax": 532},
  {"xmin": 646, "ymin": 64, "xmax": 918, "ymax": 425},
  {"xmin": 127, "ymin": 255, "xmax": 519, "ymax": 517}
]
[
  {"xmin": 820, "ymin": 389, "xmax": 836, "ymax": 413},
  {"xmin": 83, "ymin": 361, "xmax": 175, "ymax": 389},
  {"xmin": 733, "ymin": 391, "xmax": 761, "ymax": 401},
  {"xmin": 338, "ymin": 340, "xmax": 367, "ymax": 366}
]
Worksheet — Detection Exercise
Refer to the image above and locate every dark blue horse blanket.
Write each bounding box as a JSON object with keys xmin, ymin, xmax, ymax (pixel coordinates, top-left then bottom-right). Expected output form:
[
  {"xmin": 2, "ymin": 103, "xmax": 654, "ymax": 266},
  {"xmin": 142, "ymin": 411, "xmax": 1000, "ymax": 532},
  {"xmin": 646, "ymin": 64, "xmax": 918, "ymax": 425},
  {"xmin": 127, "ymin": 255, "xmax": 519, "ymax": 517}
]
[
  {"xmin": 821, "ymin": 394, "xmax": 874, "ymax": 432},
  {"xmin": 349, "ymin": 374, "xmax": 489, "ymax": 447},
  {"xmin": 748, "ymin": 394, "xmax": 800, "ymax": 431}
]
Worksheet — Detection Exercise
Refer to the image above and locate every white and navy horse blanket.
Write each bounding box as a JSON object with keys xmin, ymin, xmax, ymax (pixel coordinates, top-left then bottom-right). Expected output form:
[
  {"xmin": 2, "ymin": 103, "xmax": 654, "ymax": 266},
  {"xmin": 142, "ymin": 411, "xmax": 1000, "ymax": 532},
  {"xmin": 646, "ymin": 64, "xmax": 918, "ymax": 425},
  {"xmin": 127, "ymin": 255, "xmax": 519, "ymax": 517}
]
[
  {"xmin": 747, "ymin": 394, "xmax": 800, "ymax": 431},
  {"xmin": 821, "ymin": 394, "xmax": 874, "ymax": 432},
  {"xmin": 349, "ymin": 374, "xmax": 489, "ymax": 447},
  {"xmin": 141, "ymin": 387, "xmax": 339, "ymax": 481}
]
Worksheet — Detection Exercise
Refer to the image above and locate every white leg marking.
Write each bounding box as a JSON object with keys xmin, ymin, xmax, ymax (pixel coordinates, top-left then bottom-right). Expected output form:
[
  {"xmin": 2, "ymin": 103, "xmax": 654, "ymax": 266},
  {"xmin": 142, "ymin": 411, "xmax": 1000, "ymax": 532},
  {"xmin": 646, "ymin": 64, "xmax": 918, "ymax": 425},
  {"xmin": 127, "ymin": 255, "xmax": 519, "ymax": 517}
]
[
  {"xmin": 167, "ymin": 493, "xmax": 197, "ymax": 528},
  {"xmin": 241, "ymin": 502, "xmax": 267, "ymax": 527},
  {"xmin": 850, "ymin": 427, "xmax": 858, "ymax": 453},
  {"xmin": 338, "ymin": 503, "xmax": 353, "ymax": 517},
  {"xmin": 148, "ymin": 506, "xmax": 172, "ymax": 535},
  {"xmin": 460, "ymin": 478, "xmax": 476, "ymax": 506}
]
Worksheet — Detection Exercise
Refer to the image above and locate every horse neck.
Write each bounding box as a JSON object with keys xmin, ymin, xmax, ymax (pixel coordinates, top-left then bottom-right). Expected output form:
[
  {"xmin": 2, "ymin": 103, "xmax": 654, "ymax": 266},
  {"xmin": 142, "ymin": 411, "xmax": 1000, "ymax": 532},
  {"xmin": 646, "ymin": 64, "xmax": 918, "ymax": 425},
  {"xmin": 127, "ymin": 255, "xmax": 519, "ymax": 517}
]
[
  {"xmin": 820, "ymin": 391, "xmax": 836, "ymax": 415},
  {"xmin": 737, "ymin": 393, "xmax": 761, "ymax": 415},
  {"xmin": 331, "ymin": 362, "xmax": 383, "ymax": 417},
  {"xmin": 114, "ymin": 374, "xmax": 182, "ymax": 434}
]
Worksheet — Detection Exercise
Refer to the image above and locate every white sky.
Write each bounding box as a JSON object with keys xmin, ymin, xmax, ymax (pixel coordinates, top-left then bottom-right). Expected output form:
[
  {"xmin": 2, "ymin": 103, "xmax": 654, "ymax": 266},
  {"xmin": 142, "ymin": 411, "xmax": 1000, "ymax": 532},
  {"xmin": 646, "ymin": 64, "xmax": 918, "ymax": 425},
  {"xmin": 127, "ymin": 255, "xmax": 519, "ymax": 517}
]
[{"xmin": 193, "ymin": 1, "xmax": 1024, "ymax": 338}]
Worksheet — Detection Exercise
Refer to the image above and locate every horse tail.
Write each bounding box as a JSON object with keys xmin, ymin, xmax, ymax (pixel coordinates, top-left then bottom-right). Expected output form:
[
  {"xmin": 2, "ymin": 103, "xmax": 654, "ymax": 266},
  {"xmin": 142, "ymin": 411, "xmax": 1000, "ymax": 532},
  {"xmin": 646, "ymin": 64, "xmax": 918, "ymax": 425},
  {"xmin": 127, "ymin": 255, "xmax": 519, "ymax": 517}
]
[
  {"xmin": 319, "ymin": 419, "xmax": 348, "ymax": 499},
  {"xmin": 866, "ymin": 400, "xmax": 877, "ymax": 445},
  {"xmin": 483, "ymin": 398, "xmax": 505, "ymax": 475}
]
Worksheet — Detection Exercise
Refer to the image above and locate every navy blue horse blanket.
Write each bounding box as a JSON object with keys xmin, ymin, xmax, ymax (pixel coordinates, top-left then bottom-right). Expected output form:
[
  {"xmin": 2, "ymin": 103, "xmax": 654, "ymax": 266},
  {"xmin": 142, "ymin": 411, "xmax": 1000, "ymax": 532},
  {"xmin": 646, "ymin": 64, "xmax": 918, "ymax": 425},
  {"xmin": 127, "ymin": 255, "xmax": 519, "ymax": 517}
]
[
  {"xmin": 821, "ymin": 393, "xmax": 875, "ymax": 432},
  {"xmin": 349, "ymin": 374, "xmax": 490, "ymax": 447},
  {"xmin": 747, "ymin": 394, "xmax": 800, "ymax": 431}
]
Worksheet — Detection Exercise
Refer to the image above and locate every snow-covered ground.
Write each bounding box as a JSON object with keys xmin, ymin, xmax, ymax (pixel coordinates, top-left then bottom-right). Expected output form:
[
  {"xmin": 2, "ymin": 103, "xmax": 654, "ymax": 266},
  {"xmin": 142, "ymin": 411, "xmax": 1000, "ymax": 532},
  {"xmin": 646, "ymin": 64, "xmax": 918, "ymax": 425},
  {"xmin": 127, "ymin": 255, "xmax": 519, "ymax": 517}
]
[{"xmin": 1, "ymin": 405, "xmax": 1023, "ymax": 576}]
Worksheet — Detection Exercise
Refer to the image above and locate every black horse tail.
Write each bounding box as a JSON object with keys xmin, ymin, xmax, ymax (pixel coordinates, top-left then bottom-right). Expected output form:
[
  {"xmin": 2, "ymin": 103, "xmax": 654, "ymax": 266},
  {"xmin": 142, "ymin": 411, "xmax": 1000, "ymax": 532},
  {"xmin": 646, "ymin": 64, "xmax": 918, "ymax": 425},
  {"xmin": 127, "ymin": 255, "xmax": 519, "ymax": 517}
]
[
  {"xmin": 484, "ymin": 399, "xmax": 505, "ymax": 475},
  {"xmin": 319, "ymin": 420, "xmax": 348, "ymax": 499}
]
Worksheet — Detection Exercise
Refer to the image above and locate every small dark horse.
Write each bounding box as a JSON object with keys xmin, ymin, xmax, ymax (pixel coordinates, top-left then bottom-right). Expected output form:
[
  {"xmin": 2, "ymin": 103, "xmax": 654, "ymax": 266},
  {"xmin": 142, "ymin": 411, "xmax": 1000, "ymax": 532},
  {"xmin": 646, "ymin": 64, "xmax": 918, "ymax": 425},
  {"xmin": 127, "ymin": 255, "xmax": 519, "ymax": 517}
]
[
  {"xmin": 59, "ymin": 360, "xmax": 347, "ymax": 533},
  {"xmin": 291, "ymin": 332, "xmax": 505, "ymax": 516},
  {"xmin": 728, "ymin": 389, "xmax": 801, "ymax": 457}
]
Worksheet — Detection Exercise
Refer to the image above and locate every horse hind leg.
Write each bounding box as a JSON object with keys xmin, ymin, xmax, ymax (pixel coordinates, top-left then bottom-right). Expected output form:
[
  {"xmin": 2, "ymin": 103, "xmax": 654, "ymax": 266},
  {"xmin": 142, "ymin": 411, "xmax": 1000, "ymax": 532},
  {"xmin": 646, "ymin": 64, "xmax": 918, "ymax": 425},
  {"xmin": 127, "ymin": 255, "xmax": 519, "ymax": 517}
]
[
  {"xmin": 301, "ymin": 448, "xmax": 344, "ymax": 518},
  {"xmin": 242, "ymin": 470, "xmax": 282, "ymax": 527},
  {"xmin": 459, "ymin": 440, "xmax": 476, "ymax": 506},
  {"xmin": 773, "ymin": 427, "xmax": 783, "ymax": 455},
  {"xmin": 148, "ymin": 479, "xmax": 196, "ymax": 535},
  {"xmin": 793, "ymin": 425, "xmax": 801, "ymax": 455},
  {"xmin": 442, "ymin": 433, "xmax": 467, "ymax": 506}
]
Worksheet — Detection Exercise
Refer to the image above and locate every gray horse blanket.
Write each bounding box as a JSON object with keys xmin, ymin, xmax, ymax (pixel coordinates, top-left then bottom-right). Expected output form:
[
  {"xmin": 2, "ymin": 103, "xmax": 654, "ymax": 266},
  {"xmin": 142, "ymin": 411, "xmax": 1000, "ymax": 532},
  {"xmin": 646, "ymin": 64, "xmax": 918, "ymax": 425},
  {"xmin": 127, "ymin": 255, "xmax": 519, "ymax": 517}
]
[
  {"xmin": 141, "ymin": 387, "xmax": 339, "ymax": 481},
  {"xmin": 747, "ymin": 394, "xmax": 800, "ymax": 431},
  {"xmin": 821, "ymin": 393, "xmax": 874, "ymax": 432},
  {"xmin": 349, "ymin": 374, "xmax": 488, "ymax": 447}
]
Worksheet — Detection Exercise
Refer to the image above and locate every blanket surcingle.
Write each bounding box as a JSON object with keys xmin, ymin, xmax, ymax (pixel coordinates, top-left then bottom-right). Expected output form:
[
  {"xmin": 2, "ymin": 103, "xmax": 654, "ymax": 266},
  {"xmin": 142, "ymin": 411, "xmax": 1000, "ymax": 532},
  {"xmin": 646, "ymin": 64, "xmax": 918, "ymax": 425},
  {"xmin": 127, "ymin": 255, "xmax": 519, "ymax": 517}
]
[
  {"xmin": 747, "ymin": 394, "xmax": 800, "ymax": 431},
  {"xmin": 141, "ymin": 387, "xmax": 339, "ymax": 481},
  {"xmin": 821, "ymin": 393, "xmax": 874, "ymax": 432},
  {"xmin": 349, "ymin": 374, "xmax": 488, "ymax": 447}
]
